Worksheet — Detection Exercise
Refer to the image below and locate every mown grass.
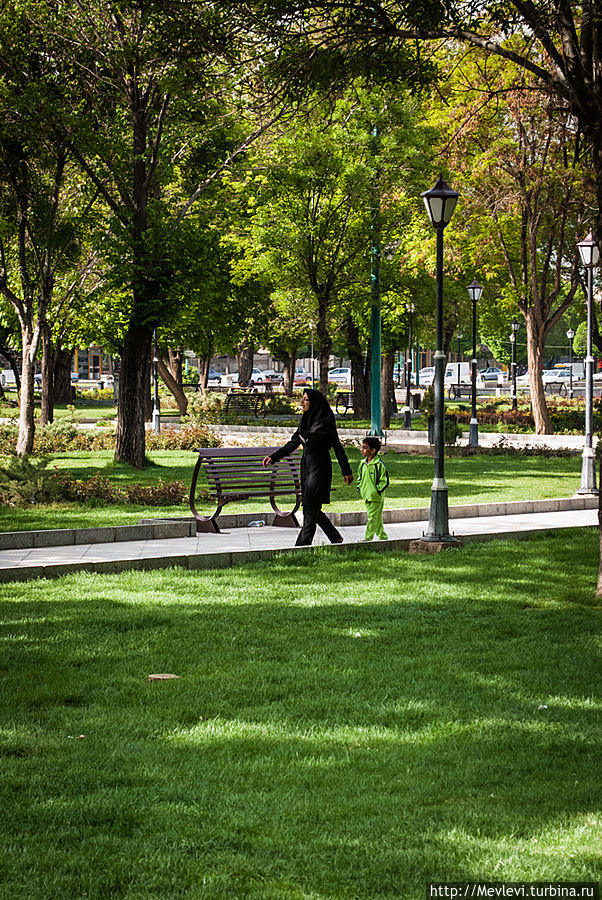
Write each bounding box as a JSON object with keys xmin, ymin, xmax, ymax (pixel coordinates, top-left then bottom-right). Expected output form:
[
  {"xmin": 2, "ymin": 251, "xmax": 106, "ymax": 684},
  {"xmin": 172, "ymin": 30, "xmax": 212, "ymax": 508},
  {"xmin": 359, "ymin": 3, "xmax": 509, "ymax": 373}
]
[
  {"xmin": 0, "ymin": 449, "xmax": 584, "ymax": 532},
  {"xmin": 0, "ymin": 531, "xmax": 600, "ymax": 898}
]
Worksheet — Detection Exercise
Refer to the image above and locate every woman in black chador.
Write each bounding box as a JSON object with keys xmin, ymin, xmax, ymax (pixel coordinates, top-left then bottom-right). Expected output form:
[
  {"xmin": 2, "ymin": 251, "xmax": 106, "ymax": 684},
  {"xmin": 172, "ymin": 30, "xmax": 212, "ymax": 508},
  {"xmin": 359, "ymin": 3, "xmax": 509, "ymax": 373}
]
[{"xmin": 263, "ymin": 388, "xmax": 354, "ymax": 546}]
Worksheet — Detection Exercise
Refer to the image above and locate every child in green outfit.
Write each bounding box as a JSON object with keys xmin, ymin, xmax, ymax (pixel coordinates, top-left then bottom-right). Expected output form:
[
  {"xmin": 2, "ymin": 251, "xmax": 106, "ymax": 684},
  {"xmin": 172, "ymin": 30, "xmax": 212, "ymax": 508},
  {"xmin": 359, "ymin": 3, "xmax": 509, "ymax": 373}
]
[{"xmin": 357, "ymin": 436, "xmax": 390, "ymax": 541}]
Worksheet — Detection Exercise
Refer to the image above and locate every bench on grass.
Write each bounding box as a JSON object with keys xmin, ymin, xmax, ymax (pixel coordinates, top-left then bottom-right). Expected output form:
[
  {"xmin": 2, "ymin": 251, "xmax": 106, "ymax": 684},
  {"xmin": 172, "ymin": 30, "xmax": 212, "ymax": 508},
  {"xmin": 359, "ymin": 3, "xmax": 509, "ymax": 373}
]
[
  {"xmin": 335, "ymin": 391, "xmax": 354, "ymax": 415},
  {"xmin": 446, "ymin": 383, "xmax": 498, "ymax": 399},
  {"xmin": 224, "ymin": 389, "xmax": 267, "ymax": 418},
  {"xmin": 544, "ymin": 381, "xmax": 568, "ymax": 397},
  {"xmin": 189, "ymin": 446, "xmax": 302, "ymax": 533}
]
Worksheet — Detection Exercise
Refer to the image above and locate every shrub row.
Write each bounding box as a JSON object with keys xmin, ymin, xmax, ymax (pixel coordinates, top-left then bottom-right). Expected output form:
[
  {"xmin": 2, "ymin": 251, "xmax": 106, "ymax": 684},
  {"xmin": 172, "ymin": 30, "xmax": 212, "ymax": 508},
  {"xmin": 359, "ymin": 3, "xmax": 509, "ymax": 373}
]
[
  {"xmin": 0, "ymin": 422, "xmax": 221, "ymax": 454},
  {"xmin": 0, "ymin": 456, "xmax": 194, "ymax": 506}
]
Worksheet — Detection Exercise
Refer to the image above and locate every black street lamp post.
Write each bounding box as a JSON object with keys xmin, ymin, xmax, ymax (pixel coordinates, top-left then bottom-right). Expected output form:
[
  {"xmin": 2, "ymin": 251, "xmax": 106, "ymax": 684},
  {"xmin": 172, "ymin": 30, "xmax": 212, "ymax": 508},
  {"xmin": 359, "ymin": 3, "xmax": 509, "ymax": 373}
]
[
  {"xmin": 577, "ymin": 231, "xmax": 599, "ymax": 495},
  {"xmin": 420, "ymin": 175, "xmax": 459, "ymax": 543},
  {"xmin": 566, "ymin": 328, "xmax": 575, "ymax": 399},
  {"xmin": 467, "ymin": 280, "xmax": 482, "ymax": 447},
  {"xmin": 456, "ymin": 333, "xmax": 462, "ymax": 392},
  {"xmin": 510, "ymin": 320, "xmax": 519, "ymax": 411},
  {"xmin": 152, "ymin": 329, "xmax": 161, "ymax": 433},
  {"xmin": 404, "ymin": 302, "xmax": 415, "ymax": 429}
]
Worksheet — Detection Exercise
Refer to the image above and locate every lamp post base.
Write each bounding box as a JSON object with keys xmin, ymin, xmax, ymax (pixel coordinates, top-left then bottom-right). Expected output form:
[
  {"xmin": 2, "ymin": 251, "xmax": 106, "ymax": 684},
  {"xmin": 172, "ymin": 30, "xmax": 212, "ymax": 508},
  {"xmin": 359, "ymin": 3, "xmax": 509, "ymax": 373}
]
[
  {"xmin": 421, "ymin": 483, "xmax": 459, "ymax": 544},
  {"xmin": 576, "ymin": 450, "xmax": 598, "ymax": 495},
  {"xmin": 469, "ymin": 419, "xmax": 478, "ymax": 448},
  {"xmin": 403, "ymin": 407, "xmax": 412, "ymax": 429},
  {"xmin": 410, "ymin": 537, "xmax": 463, "ymax": 553},
  {"xmin": 152, "ymin": 410, "xmax": 161, "ymax": 433}
]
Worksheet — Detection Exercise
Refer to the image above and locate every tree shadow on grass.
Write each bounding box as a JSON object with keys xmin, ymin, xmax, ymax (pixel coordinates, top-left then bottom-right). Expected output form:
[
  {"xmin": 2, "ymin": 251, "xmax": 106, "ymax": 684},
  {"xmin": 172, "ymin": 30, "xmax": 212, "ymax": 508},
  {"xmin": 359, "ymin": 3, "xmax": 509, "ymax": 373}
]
[{"xmin": 0, "ymin": 531, "xmax": 600, "ymax": 897}]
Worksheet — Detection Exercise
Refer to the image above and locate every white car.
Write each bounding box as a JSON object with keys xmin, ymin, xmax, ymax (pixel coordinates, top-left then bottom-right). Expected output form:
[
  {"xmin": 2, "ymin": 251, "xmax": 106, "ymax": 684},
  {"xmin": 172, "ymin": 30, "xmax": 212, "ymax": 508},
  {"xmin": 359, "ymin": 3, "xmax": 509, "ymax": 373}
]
[
  {"xmin": 231, "ymin": 368, "xmax": 270, "ymax": 385},
  {"xmin": 542, "ymin": 368, "xmax": 572, "ymax": 384},
  {"xmin": 416, "ymin": 366, "xmax": 435, "ymax": 386},
  {"xmin": 479, "ymin": 367, "xmax": 506, "ymax": 384},
  {"xmin": 328, "ymin": 366, "xmax": 352, "ymax": 386}
]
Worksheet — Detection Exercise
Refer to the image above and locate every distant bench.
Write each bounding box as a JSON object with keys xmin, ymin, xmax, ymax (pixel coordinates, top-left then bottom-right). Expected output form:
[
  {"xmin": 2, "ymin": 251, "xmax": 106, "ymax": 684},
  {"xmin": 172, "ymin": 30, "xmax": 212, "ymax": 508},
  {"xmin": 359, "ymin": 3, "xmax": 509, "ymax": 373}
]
[
  {"xmin": 224, "ymin": 390, "xmax": 267, "ymax": 418},
  {"xmin": 544, "ymin": 381, "xmax": 568, "ymax": 397},
  {"xmin": 335, "ymin": 391, "xmax": 354, "ymax": 415},
  {"xmin": 189, "ymin": 446, "xmax": 302, "ymax": 533},
  {"xmin": 446, "ymin": 383, "xmax": 500, "ymax": 399}
]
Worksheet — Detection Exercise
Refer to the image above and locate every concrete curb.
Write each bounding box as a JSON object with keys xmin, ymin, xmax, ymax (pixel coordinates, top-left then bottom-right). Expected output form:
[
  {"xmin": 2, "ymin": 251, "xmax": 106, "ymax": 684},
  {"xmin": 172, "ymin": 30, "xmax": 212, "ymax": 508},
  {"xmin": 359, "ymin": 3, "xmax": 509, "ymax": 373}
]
[
  {"xmin": 141, "ymin": 495, "xmax": 598, "ymax": 532},
  {"xmin": 0, "ymin": 520, "xmax": 196, "ymax": 551},
  {"xmin": 0, "ymin": 521, "xmax": 595, "ymax": 584},
  {"xmin": 2, "ymin": 495, "xmax": 595, "ymax": 551}
]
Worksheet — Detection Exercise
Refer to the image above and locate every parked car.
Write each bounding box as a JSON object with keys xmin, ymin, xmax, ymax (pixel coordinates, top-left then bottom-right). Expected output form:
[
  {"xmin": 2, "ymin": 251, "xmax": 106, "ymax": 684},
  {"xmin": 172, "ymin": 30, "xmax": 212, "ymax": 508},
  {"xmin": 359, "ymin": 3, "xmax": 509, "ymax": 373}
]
[
  {"xmin": 294, "ymin": 367, "xmax": 313, "ymax": 385},
  {"xmin": 34, "ymin": 371, "xmax": 80, "ymax": 384},
  {"xmin": 415, "ymin": 366, "xmax": 435, "ymax": 386},
  {"xmin": 479, "ymin": 367, "xmax": 506, "ymax": 384},
  {"xmin": 444, "ymin": 362, "xmax": 473, "ymax": 385},
  {"xmin": 542, "ymin": 368, "xmax": 572, "ymax": 384},
  {"xmin": 231, "ymin": 368, "xmax": 272, "ymax": 385},
  {"xmin": 260, "ymin": 369, "xmax": 284, "ymax": 383},
  {"xmin": 327, "ymin": 366, "xmax": 352, "ymax": 386},
  {"xmin": 207, "ymin": 368, "xmax": 222, "ymax": 384}
]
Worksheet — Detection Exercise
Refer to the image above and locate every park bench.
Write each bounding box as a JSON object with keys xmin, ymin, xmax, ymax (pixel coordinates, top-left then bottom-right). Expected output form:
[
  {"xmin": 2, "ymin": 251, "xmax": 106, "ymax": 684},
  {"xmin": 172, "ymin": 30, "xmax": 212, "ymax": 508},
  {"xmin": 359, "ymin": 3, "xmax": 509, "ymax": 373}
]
[
  {"xmin": 335, "ymin": 391, "xmax": 354, "ymax": 415},
  {"xmin": 189, "ymin": 446, "xmax": 302, "ymax": 533},
  {"xmin": 544, "ymin": 381, "xmax": 568, "ymax": 397},
  {"xmin": 446, "ymin": 384, "xmax": 498, "ymax": 400},
  {"xmin": 224, "ymin": 389, "xmax": 267, "ymax": 418}
]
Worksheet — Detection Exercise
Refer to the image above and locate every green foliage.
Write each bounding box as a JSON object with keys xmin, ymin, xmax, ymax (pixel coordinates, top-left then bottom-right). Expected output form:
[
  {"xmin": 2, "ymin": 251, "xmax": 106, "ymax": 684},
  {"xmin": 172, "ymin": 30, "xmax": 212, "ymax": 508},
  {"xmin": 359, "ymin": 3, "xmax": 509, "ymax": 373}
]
[
  {"xmin": 52, "ymin": 474, "xmax": 189, "ymax": 507},
  {"xmin": 0, "ymin": 534, "xmax": 600, "ymax": 896},
  {"xmin": 264, "ymin": 394, "xmax": 300, "ymax": 416},
  {"xmin": 0, "ymin": 455, "xmax": 63, "ymax": 505},
  {"xmin": 145, "ymin": 424, "xmax": 221, "ymax": 451},
  {"xmin": 184, "ymin": 391, "xmax": 232, "ymax": 425}
]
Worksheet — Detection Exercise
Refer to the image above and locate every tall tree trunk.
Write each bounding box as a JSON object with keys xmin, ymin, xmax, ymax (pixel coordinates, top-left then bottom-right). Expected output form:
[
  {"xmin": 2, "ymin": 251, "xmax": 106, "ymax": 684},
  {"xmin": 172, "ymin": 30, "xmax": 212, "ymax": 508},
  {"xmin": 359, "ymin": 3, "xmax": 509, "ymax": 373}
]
[
  {"xmin": 346, "ymin": 314, "xmax": 369, "ymax": 419},
  {"xmin": 316, "ymin": 291, "xmax": 331, "ymax": 394},
  {"xmin": 54, "ymin": 348, "xmax": 74, "ymax": 404},
  {"xmin": 238, "ymin": 339, "xmax": 253, "ymax": 387},
  {"xmin": 381, "ymin": 350, "xmax": 397, "ymax": 428},
  {"xmin": 115, "ymin": 323, "xmax": 151, "ymax": 468},
  {"xmin": 525, "ymin": 312, "xmax": 552, "ymax": 434},
  {"xmin": 168, "ymin": 347, "xmax": 183, "ymax": 384},
  {"xmin": 158, "ymin": 355, "xmax": 188, "ymax": 415},
  {"xmin": 277, "ymin": 351, "xmax": 295, "ymax": 396},
  {"xmin": 381, "ymin": 350, "xmax": 395, "ymax": 428},
  {"xmin": 16, "ymin": 326, "xmax": 37, "ymax": 455},
  {"xmin": 39, "ymin": 321, "xmax": 54, "ymax": 425}
]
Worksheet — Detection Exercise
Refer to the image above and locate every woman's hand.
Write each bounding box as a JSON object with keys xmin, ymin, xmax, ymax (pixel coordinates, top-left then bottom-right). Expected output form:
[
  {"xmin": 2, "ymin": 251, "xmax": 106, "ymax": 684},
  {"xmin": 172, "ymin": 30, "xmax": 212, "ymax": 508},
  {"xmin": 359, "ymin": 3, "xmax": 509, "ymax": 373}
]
[
  {"xmin": 343, "ymin": 474, "xmax": 354, "ymax": 485},
  {"xmin": 262, "ymin": 456, "xmax": 273, "ymax": 467}
]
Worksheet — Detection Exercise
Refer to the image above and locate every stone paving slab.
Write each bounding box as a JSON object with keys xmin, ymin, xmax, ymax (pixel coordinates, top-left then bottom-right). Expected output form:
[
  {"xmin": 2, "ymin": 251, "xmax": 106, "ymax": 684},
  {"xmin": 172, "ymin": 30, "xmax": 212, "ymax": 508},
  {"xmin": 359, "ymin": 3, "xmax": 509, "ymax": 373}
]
[{"xmin": 0, "ymin": 507, "xmax": 596, "ymax": 583}]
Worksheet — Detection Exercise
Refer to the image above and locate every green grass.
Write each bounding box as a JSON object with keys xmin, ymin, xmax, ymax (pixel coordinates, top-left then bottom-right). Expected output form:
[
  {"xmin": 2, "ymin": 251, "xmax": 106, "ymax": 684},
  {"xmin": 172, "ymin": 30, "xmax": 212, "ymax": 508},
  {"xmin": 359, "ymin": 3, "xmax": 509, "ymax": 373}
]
[
  {"xmin": 0, "ymin": 531, "xmax": 600, "ymax": 897},
  {"xmin": 0, "ymin": 449, "xmax": 584, "ymax": 532}
]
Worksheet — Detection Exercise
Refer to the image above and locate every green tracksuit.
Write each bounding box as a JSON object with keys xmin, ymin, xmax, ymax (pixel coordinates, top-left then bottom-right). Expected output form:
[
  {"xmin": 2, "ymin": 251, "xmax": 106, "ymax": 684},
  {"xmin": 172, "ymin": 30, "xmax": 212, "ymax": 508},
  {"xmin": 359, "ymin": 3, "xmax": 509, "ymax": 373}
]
[{"xmin": 357, "ymin": 454, "xmax": 390, "ymax": 540}]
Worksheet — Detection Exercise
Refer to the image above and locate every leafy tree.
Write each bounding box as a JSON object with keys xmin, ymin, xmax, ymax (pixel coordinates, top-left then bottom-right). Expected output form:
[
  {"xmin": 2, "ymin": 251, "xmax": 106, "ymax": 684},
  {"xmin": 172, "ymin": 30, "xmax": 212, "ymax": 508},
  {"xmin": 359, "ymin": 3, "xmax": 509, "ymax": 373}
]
[
  {"xmin": 429, "ymin": 52, "xmax": 590, "ymax": 432},
  {"xmin": 40, "ymin": 0, "xmax": 292, "ymax": 467}
]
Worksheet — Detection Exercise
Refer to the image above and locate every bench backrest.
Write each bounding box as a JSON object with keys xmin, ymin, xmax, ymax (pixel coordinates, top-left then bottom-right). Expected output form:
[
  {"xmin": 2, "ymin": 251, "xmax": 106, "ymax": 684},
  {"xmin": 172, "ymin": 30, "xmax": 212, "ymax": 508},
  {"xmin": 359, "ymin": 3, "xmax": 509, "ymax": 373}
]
[
  {"xmin": 224, "ymin": 391, "xmax": 266, "ymax": 415},
  {"xmin": 195, "ymin": 446, "xmax": 301, "ymax": 499}
]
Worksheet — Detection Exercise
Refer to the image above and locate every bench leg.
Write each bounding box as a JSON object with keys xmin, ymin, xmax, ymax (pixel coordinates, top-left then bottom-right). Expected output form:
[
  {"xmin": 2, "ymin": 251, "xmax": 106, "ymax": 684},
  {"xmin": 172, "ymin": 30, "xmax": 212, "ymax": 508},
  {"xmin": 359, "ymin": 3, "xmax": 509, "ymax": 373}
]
[
  {"xmin": 195, "ymin": 518, "xmax": 221, "ymax": 534},
  {"xmin": 272, "ymin": 513, "xmax": 299, "ymax": 528}
]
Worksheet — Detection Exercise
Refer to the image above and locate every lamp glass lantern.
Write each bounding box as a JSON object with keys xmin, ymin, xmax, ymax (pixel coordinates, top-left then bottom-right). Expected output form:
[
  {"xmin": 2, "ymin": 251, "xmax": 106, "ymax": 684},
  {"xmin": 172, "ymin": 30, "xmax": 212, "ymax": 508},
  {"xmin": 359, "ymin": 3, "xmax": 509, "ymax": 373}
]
[
  {"xmin": 577, "ymin": 231, "xmax": 600, "ymax": 268},
  {"xmin": 566, "ymin": 328, "xmax": 575, "ymax": 341},
  {"xmin": 421, "ymin": 176, "xmax": 459, "ymax": 229},
  {"xmin": 467, "ymin": 280, "xmax": 483, "ymax": 304}
]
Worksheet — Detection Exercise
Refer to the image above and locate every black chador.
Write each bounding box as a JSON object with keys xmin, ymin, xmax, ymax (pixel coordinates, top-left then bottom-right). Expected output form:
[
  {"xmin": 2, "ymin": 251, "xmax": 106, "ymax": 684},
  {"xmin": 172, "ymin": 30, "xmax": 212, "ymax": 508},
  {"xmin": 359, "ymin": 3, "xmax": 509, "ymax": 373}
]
[{"xmin": 267, "ymin": 389, "xmax": 353, "ymax": 546}]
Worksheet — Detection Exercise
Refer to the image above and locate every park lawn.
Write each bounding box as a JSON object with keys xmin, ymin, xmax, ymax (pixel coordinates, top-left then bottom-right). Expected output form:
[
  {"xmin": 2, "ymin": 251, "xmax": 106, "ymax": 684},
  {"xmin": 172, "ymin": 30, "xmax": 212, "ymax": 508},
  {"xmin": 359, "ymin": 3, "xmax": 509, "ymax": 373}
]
[
  {"xmin": 0, "ymin": 531, "xmax": 600, "ymax": 898},
  {"xmin": 0, "ymin": 449, "xmax": 584, "ymax": 532}
]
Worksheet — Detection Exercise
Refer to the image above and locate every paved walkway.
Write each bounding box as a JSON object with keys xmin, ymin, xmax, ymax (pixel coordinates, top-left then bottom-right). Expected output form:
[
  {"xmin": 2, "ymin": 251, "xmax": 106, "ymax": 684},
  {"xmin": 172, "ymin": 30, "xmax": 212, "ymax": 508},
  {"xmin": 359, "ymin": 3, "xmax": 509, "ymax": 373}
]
[{"xmin": 0, "ymin": 504, "xmax": 597, "ymax": 582}]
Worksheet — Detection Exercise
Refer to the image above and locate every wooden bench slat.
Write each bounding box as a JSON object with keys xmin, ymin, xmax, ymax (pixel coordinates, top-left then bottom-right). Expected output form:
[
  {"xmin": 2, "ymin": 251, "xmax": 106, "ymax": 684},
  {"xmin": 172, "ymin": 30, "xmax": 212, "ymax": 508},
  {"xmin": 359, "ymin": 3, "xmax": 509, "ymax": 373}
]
[{"xmin": 189, "ymin": 446, "xmax": 302, "ymax": 533}]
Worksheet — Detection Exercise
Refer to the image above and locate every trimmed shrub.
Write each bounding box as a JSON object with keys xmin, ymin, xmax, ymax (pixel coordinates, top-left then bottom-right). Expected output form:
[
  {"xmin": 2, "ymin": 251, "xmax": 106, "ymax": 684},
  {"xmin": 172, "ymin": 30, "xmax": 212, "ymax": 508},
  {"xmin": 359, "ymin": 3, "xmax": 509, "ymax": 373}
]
[{"xmin": 0, "ymin": 455, "xmax": 64, "ymax": 505}]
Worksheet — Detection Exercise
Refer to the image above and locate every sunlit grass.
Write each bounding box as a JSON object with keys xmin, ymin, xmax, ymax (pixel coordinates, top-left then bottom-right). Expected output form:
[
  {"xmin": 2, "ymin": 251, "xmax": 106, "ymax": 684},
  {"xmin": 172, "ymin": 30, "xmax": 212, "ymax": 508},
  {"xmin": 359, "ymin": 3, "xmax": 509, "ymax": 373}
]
[
  {"xmin": 0, "ymin": 449, "xmax": 583, "ymax": 533},
  {"xmin": 0, "ymin": 531, "xmax": 600, "ymax": 897}
]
